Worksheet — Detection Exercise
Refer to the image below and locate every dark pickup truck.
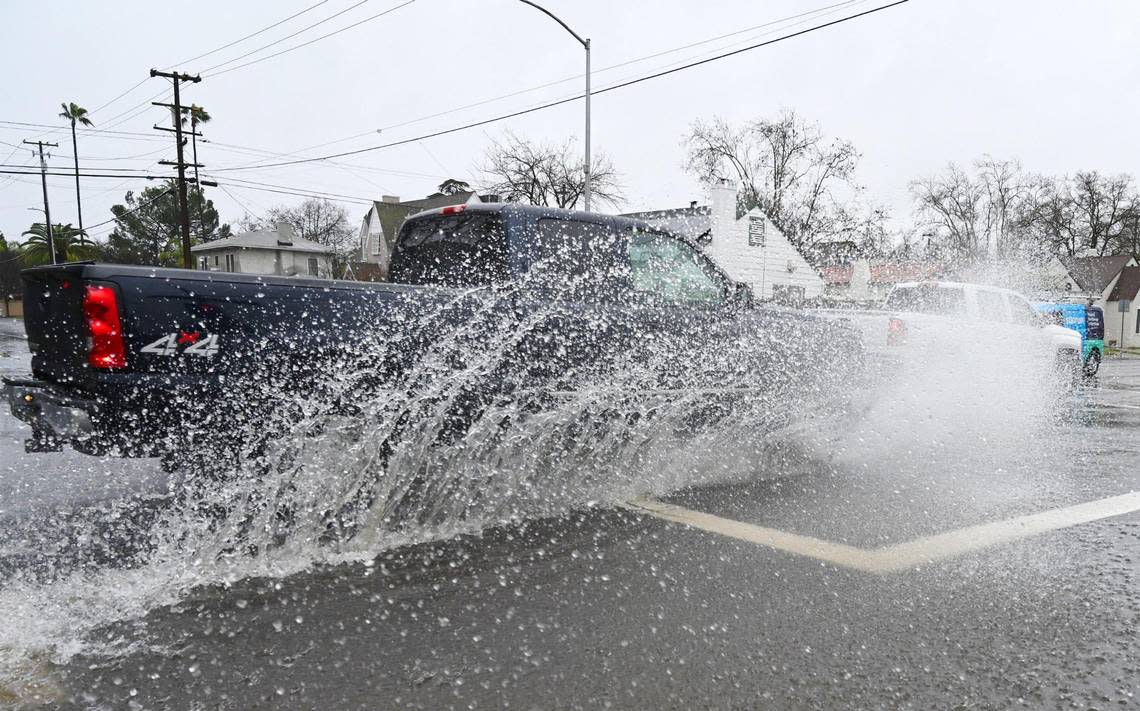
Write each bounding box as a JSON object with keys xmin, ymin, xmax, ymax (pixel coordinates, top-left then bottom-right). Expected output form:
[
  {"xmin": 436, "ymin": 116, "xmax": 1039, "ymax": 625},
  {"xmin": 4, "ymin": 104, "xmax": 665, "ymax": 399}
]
[{"xmin": 5, "ymin": 203, "xmax": 862, "ymax": 464}]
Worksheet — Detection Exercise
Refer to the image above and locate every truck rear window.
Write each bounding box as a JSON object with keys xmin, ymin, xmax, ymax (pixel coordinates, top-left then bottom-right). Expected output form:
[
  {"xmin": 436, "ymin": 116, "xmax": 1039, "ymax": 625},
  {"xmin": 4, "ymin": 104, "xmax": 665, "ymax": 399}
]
[
  {"xmin": 390, "ymin": 213, "xmax": 508, "ymax": 287},
  {"xmin": 884, "ymin": 284, "xmax": 967, "ymax": 315}
]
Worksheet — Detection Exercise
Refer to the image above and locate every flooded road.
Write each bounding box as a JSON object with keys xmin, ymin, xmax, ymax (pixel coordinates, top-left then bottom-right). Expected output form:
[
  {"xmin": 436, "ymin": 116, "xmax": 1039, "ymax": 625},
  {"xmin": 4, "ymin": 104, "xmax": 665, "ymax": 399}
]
[{"xmin": 1, "ymin": 317, "xmax": 1139, "ymax": 709}]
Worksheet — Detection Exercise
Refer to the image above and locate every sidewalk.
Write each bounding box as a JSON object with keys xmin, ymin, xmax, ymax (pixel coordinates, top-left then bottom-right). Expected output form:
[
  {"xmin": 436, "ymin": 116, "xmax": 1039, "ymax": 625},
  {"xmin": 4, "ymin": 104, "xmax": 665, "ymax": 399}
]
[{"xmin": 0, "ymin": 318, "xmax": 26, "ymax": 339}]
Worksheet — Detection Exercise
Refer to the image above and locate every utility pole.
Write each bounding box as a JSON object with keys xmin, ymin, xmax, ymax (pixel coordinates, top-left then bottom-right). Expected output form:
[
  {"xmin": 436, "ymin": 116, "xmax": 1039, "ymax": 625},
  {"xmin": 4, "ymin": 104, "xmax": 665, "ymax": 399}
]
[
  {"xmin": 149, "ymin": 68, "xmax": 201, "ymax": 269},
  {"xmin": 23, "ymin": 140, "xmax": 59, "ymax": 265}
]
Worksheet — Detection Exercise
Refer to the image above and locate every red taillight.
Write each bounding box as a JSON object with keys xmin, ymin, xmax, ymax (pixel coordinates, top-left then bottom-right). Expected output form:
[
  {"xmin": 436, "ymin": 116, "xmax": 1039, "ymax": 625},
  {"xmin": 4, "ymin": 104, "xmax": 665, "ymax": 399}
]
[
  {"xmin": 887, "ymin": 317, "xmax": 908, "ymax": 346},
  {"xmin": 84, "ymin": 285, "xmax": 127, "ymax": 369},
  {"xmin": 440, "ymin": 205, "xmax": 466, "ymax": 215}
]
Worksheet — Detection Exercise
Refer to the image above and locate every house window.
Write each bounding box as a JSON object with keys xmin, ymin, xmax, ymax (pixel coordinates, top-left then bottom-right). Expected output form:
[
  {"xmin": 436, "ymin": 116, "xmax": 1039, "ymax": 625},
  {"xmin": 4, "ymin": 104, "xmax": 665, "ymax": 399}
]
[
  {"xmin": 225, "ymin": 254, "xmax": 236, "ymax": 272},
  {"xmin": 1135, "ymin": 308, "xmax": 1139, "ymax": 335},
  {"xmin": 198, "ymin": 256, "xmax": 208, "ymax": 270},
  {"xmin": 772, "ymin": 284, "xmax": 805, "ymax": 305},
  {"xmin": 308, "ymin": 257, "xmax": 319, "ymax": 277},
  {"xmin": 371, "ymin": 229, "xmax": 383, "ymax": 255},
  {"xmin": 213, "ymin": 255, "xmax": 219, "ymax": 267}
]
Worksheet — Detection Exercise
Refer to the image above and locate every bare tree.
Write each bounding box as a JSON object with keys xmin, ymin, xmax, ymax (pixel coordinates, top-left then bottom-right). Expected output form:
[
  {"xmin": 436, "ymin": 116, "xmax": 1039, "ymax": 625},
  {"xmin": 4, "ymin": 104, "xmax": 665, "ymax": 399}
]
[
  {"xmin": 911, "ymin": 156, "xmax": 1041, "ymax": 260},
  {"xmin": 1071, "ymin": 171, "xmax": 1133, "ymax": 255},
  {"xmin": 479, "ymin": 131, "xmax": 622, "ymax": 210},
  {"xmin": 1022, "ymin": 171, "xmax": 1137, "ymax": 258},
  {"xmin": 684, "ymin": 110, "xmax": 863, "ymax": 252},
  {"xmin": 264, "ymin": 198, "xmax": 355, "ymax": 275}
]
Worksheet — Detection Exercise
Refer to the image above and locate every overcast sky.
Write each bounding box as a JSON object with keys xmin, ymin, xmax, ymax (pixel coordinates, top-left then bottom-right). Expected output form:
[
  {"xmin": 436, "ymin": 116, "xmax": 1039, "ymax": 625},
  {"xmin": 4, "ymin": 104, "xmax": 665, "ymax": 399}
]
[{"xmin": 2, "ymin": 0, "xmax": 1138, "ymax": 244}]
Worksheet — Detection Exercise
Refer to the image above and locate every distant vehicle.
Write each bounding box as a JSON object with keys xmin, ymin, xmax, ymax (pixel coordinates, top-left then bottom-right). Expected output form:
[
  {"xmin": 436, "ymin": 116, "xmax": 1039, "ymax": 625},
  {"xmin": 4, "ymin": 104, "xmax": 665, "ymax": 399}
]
[
  {"xmin": 3, "ymin": 203, "xmax": 863, "ymax": 461},
  {"xmin": 1033, "ymin": 302, "xmax": 1105, "ymax": 377},
  {"xmin": 832, "ymin": 281, "xmax": 1083, "ymax": 380}
]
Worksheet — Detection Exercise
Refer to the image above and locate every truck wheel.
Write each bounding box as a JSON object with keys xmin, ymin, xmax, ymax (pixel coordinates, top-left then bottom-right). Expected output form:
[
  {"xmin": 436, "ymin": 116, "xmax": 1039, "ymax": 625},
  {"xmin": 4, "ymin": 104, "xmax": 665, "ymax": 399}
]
[{"xmin": 1083, "ymin": 350, "xmax": 1101, "ymax": 378}]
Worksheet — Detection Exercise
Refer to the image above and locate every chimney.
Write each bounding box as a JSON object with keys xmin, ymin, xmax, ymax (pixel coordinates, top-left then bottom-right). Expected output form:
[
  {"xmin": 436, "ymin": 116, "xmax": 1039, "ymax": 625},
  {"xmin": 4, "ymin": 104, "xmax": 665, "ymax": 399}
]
[
  {"xmin": 690, "ymin": 201, "xmax": 698, "ymax": 209},
  {"xmin": 381, "ymin": 195, "xmax": 400, "ymax": 204},
  {"xmin": 275, "ymin": 221, "xmax": 295, "ymax": 246},
  {"xmin": 708, "ymin": 178, "xmax": 737, "ymax": 259}
]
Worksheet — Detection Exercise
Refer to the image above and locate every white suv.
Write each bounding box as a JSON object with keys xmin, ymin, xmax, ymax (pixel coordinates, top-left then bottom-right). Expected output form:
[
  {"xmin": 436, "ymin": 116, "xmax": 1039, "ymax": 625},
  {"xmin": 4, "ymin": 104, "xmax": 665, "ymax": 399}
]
[{"xmin": 881, "ymin": 281, "xmax": 1083, "ymax": 375}]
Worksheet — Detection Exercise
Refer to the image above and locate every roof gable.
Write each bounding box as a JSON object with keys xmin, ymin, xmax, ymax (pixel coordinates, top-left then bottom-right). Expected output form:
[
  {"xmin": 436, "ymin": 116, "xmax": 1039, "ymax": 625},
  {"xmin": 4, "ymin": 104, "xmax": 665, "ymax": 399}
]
[
  {"xmin": 1108, "ymin": 265, "xmax": 1140, "ymax": 302},
  {"xmin": 1061, "ymin": 254, "xmax": 1134, "ymax": 293}
]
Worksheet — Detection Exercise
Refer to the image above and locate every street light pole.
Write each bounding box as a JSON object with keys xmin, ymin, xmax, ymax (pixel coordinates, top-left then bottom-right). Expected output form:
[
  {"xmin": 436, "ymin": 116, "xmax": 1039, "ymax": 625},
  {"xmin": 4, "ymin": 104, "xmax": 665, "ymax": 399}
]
[
  {"xmin": 516, "ymin": 0, "xmax": 591, "ymax": 211},
  {"xmin": 584, "ymin": 37, "xmax": 591, "ymax": 212}
]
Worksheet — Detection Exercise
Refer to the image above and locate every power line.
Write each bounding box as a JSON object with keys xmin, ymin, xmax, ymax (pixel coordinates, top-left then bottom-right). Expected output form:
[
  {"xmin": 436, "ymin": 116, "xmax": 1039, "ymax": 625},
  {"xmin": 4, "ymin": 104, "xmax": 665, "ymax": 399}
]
[
  {"xmin": 88, "ymin": 78, "xmax": 151, "ymax": 116},
  {"xmin": 206, "ymin": 0, "xmax": 417, "ymax": 78},
  {"xmin": 169, "ymin": 0, "xmax": 333, "ymax": 67},
  {"xmin": 374, "ymin": 0, "xmax": 866, "ymax": 136},
  {"xmin": 206, "ymin": 175, "xmax": 373, "ymax": 203},
  {"xmin": 215, "ymin": 0, "xmax": 864, "ymax": 169},
  {"xmin": 211, "ymin": 1, "xmax": 909, "ymax": 173},
  {"xmin": 200, "ymin": 0, "xmax": 374, "ymax": 74},
  {"xmin": 83, "ymin": 187, "xmax": 175, "ymax": 232},
  {"xmin": 0, "ymin": 120, "xmax": 166, "ymax": 141},
  {"xmin": 0, "ymin": 163, "xmax": 153, "ymax": 173},
  {"xmin": 0, "ymin": 169, "xmax": 172, "ymax": 180},
  {"xmin": 219, "ymin": 184, "xmax": 265, "ymax": 221}
]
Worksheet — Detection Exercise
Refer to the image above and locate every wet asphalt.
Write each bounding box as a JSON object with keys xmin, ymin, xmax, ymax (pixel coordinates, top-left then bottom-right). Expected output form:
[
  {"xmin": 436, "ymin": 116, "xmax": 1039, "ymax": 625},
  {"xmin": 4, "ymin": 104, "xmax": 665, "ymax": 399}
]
[{"xmin": 1, "ymin": 319, "xmax": 1139, "ymax": 710}]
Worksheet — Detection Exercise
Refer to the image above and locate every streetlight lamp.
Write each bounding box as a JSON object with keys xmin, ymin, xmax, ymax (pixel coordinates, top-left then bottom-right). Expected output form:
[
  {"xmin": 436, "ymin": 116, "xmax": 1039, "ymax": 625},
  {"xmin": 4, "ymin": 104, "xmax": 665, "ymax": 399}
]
[{"xmin": 516, "ymin": 0, "xmax": 591, "ymax": 211}]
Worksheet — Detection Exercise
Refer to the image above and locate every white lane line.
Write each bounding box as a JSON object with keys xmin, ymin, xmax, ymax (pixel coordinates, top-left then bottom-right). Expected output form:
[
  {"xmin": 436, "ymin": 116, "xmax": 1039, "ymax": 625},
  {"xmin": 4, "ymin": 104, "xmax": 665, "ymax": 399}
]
[
  {"xmin": 623, "ymin": 498, "xmax": 875, "ymax": 570},
  {"xmin": 1103, "ymin": 402, "xmax": 1140, "ymax": 411},
  {"xmin": 624, "ymin": 490, "xmax": 1140, "ymax": 574}
]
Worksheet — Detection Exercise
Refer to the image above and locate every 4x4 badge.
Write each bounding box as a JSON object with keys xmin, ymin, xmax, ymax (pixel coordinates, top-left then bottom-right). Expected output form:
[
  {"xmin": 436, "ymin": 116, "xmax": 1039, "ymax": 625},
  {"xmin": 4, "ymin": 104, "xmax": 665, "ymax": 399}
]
[{"xmin": 140, "ymin": 333, "xmax": 219, "ymax": 357}]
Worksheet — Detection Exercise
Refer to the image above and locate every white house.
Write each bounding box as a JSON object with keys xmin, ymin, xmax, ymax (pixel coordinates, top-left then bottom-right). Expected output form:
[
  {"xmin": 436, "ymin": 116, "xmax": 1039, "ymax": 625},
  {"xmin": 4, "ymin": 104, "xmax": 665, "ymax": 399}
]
[
  {"xmin": 190, "ymin": 222, "xmax": 334, "ymax": 278},
  {"xmin": 1105, "ymin": 265, "xmax": 1140, "ymax": 350},
  {"xmin": 1053, "ymin": 254, "xmax": 1136, "ymax": 305},
  {"xmin": 354, "ymin": 191, "xmax": 481, "ymax": 280},
  {"xmin": 623, "ymin": 180, "xmax": 823, "ymax": 303}
]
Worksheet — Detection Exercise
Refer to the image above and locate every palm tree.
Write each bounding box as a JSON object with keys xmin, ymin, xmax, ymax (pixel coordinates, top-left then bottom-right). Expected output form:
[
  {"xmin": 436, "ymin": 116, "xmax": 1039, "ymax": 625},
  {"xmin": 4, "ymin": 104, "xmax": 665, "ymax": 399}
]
[
  {"xmin": 21, "ymin": 223, "xmax": 97, "ymax": 266},
  {"xmin": 180, "ymin": 104, "xmax": 211, "ymax": 238},
  {"xmin": 59, "ymin": 102, "xmax": 93, "ymax": 243}
]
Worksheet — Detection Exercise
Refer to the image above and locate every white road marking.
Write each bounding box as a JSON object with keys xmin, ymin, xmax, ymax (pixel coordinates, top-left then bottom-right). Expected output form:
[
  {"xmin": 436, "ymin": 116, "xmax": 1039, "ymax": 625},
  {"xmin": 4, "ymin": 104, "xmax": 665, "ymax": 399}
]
[
  {"xmin": 623, "ymin": 498, "xmax": 876, "ymax": 570},
  {"xmin": 624, "ymin": 490, "xmax": 1140, "ymax": 574},
  {"xmin": 1103, "ymin": 402, "xmax": 1140, "ymax": 411}
]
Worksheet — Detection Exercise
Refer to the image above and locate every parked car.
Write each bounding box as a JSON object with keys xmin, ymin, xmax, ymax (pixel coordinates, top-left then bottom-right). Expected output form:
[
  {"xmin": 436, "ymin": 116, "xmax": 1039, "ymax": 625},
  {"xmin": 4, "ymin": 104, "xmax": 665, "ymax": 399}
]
[
  {"xmin": 3, "ymin": 203, "xmax": 863, "ymax": 462},
  {"xmin": 1033, "ymin": 302, "xmax": 1105, "ymax": 377}
]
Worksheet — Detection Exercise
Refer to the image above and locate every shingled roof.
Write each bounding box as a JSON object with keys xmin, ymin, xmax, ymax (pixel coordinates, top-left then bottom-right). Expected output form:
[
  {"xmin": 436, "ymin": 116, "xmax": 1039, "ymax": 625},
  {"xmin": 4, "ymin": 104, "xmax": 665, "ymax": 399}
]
[
  {"xmin": 1108, "ymin": 265, "xmax": 1140, "ymax": 302},
  {"xmin": 1062, "ymin": 255, "xmax": 1133, "ymax": 293}
]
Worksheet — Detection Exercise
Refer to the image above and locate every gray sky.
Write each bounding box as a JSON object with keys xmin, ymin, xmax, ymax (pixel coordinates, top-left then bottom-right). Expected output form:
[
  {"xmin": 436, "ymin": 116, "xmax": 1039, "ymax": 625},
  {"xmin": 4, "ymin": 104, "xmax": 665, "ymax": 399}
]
[{"xmin": 2, "ymin": 0, "xmax": 1138, "ymax": 244}]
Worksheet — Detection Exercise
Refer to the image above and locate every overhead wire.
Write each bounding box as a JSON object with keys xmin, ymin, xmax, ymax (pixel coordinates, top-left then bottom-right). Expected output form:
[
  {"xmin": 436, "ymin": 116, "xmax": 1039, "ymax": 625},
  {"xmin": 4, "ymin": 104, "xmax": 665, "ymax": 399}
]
[
  {"xmin": 373, "ymin": 0, "xmax": 866, "ymax": 136},
  {"xmin": 215, "ymin": 0, "xmax": 864, "ymax": 168},
  {"xmin": 210, "ymin": 0, "xmax": 909, "ymax": 173},
  {"xmin": 83, "ymin": 1, "xmax": 336, "ymax": 121},
  {"xmin": 168, "ymin": 0, "xmax": 333, "ymax": 67},
  {"xmin": 83, "ymin": 187, "xmax": 175, "ymax": 232},
  {"xmin": 200, "ymin": 0, "xmax": 375, "ymax": 74},
  {"xmin": 205, "ymin": 0, "xmax": 417, "ymax": 78}
]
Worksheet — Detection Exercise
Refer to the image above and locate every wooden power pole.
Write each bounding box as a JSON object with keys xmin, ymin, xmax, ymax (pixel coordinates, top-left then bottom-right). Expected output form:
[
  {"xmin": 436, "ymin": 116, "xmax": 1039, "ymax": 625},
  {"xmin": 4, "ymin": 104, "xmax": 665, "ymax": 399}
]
[
  {"xmin": 23, "ymin": 139, "xmax": 59, "ymax": 264},
  {"xmin": 149, "ymin": 69, "xmax": 201, "ymax": 269}
]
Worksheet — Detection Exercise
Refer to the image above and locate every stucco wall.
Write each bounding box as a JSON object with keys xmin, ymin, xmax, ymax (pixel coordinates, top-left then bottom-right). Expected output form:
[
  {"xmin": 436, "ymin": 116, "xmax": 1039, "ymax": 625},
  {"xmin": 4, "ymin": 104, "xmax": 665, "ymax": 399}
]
[{"xmin": 199, "ymin": 248, "xmax": 332, "ymax": 278}]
